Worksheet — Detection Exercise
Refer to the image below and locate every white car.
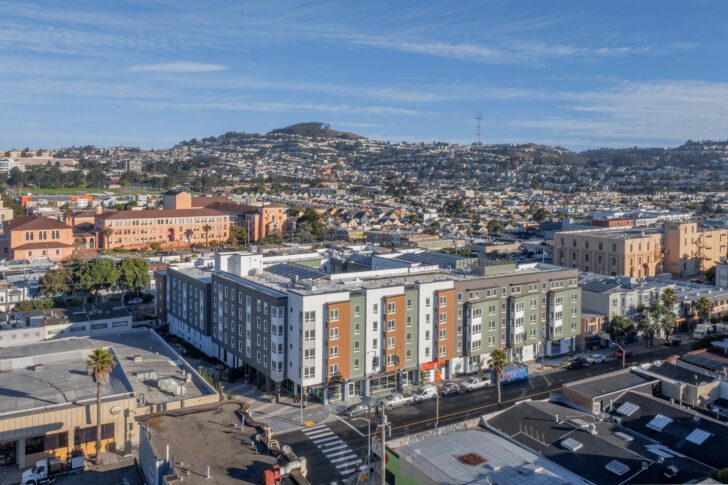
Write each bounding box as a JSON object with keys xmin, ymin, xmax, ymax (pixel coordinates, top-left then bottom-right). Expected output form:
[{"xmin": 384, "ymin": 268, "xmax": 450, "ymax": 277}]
[
  {"xmin": 585, "ymin": 354, "xmax": 606, "ymax": 364},
  {"xmin": 381, "ymin": 393, "xmax": 411, "ymax": 408},
  {"xmin": 460, "ymin": 376, "xmax": 491, "ymax": 392},
  {"xmin": 412, "ymin": 385, "xmax": 438, "ymax": 402}
]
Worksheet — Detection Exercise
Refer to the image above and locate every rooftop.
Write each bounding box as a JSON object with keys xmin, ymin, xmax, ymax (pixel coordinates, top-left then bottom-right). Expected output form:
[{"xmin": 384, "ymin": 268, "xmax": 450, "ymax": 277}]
[
  {"xmin": 486, "ymin": 400, "xmax": 715, "ymax": 484},
  {"xmin": 563, "ymin": 369, "xmax": 657, "ymax": 399},
  {"xmin": 639, "ymin": 362, "xmax": 716, "ymax": 386},
  {"xmin": 0, "ymin": 329, "xmax": 217, "ymax": 416},
  {"xmin": 140, "ymin": 402, "xmax": 278, "ymax": 485},
  {"xmin": 394, "ymin": 427, "xmax": 589, "ymax": 485}
]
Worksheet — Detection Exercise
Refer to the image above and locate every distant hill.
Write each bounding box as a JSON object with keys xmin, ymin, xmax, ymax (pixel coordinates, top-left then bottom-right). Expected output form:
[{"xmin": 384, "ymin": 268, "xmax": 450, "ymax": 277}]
[{"xmin": 268, "ymin": 122, "xmax": 363, "ymax": 140}]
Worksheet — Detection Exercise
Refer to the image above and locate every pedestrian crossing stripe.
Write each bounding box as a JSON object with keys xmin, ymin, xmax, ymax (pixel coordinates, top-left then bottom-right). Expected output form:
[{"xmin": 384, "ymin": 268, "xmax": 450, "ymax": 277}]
[{"xmin": 303, "ymin": 424, "xmax": 362, "ymax": 476}]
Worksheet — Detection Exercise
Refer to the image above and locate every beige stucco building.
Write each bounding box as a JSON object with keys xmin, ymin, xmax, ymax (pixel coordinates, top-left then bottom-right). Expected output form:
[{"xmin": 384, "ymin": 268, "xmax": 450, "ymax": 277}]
[
  {"xmin": 663, "ymin": 221, "xmax": 728, "ymax": 276},
  {"xmin": 554, "ymin": 228, "xmax": 663, "ymax": 278},
  {"xmin": 555, "ymin": 222, "xmax": 728, "ymax": 278}
]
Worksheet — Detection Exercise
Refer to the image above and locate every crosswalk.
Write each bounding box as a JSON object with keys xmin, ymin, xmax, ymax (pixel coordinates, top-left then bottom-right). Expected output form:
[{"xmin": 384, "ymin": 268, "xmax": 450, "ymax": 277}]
[{"xmin": 302, "ymin": 424, "xmax": 362, "ymax": 477}]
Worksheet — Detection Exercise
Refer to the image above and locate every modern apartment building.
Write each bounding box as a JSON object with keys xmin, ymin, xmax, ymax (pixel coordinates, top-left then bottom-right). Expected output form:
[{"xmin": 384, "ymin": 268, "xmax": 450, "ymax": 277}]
[
  {"xmin": 553, "ymin": 228, "xmax": 663, "ymax": 278},
  {"xmin": 165, "ymin": 267, "xmax": 215, "ymax": 356},
  {"xmin": 156, "ymin": 251, "xmax": 581, "ymax": 403},
  {"xmin": 555, "ymin": 222, "xmax": 728, "ymax": 278}
]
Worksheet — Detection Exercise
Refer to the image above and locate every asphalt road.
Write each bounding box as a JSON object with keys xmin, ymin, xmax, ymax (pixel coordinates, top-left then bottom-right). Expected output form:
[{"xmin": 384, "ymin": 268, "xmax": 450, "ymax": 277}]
[{"xmin": 281, "ymin": 341, "xmax": 692, "ymax": 485}]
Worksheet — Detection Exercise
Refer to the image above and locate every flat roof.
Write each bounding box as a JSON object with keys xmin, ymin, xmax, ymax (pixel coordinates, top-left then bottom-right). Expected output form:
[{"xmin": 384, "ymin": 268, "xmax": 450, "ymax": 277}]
[
  {"xmin": 642, "ymin": 363, "xmax": 716, "ymax": 386},
  {"xmin": 396, "ymin": 427, "xmax": 589, "ymax": 485},
  {"xmin": 0, "ymin": 329, "xmax": 216, "ymax": 417},
  {"xmin": 564, "ymin": 370, "xmax": 656, "ymax": 398},
  {"xmin": 487, "ymin": 400, "xmax": 714, "ymax": 484},
  {"xmin": 141, "ymin": 402, "xmax": 278, "ymax": 485}
]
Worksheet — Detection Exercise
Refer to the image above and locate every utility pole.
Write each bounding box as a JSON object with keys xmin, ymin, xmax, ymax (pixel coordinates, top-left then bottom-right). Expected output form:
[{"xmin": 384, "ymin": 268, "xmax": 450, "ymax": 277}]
[
  {"xmin": 435, "ymin": 389, "xmax": 439, "ymax": 428},
  {"xmin": 375, "ymin": 407, "xmax": 390, "ymax": 485}
]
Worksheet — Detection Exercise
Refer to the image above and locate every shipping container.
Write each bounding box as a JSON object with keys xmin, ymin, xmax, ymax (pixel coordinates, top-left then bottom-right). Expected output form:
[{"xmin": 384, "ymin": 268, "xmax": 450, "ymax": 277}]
[{"xmin": 493, "ymin": 364, "xmax": 528, "ymax": 384}]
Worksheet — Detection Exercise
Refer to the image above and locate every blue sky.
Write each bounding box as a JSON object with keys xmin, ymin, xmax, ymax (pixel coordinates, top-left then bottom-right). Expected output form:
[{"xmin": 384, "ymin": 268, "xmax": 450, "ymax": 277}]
[{"xmin": 2, "ymin": 0, "xmax": 728, "ymax": 150}]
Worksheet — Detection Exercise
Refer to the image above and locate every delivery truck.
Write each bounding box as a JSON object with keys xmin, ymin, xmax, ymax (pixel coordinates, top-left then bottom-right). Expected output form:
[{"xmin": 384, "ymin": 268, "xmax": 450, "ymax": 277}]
[{"xmin": 21, "ymin": 455, "xmax": 85, "ymax": 485}]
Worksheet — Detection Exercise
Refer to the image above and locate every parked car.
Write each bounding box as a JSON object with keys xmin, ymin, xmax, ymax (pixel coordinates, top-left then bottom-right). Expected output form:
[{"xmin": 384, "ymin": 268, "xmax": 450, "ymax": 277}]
[
  {"xmin": 440, "ymin": 382, "xmax": 460, "ymax": 396},
  {"xmin": 460, "ymin": 376, "xmax": 491, "ymax": 392},
  {"xmin": 613, "ymin": 349, "xmax": 634, "ymax": 358},
  {"xmin": 412, "ymin": 385, "xmax": 438, "ymax": 402},
  {"xmin": 381, "ymin": 393, "xmax": 411, "ymax": 409},
  {"xmin": 127, "ymin": 297, "xmax": 143, "ymax": 305},
  {"xmin": 566, "ymin": 360, "xmax": 586, "ymax": 370},
  {"xmin": 585, "ymin": 354, "xmax": 606, "ymax": 364},
  {"xmin": 342, "ymin": 403, "xmax": 369, "ymax": 417},
  {"xmin": 665, "ymin": 338, "xmax": 682, "ymax": 347}
]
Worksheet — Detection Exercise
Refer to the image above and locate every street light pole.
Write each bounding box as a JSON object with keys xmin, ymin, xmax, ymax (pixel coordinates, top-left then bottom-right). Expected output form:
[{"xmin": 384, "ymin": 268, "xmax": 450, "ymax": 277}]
[
  {"xmin": 435, "ymin": 390, "xmax": 439, "ymax": 428},
  {"xmin": 300, "ymin": 357, "xmax": 304, "ymax": 424},
  {"xmin": 352, "ymin": 417, "xmax": 372, "ymax": 484}
]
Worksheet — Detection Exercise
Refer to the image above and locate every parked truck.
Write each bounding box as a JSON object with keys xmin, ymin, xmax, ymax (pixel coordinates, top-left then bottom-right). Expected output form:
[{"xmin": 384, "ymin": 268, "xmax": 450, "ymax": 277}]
[
  {"xmin": 494, "ymin": 364, "xmax": 529, "ymax": 385},
  {"xmin": 21, "ymin": 456, "xmax": 85, "ymax": 485},
  {"xmin": 693, "ymin": 323, "xmax": 728, "ymax": 339},
  {"xmin": 460, "ymin": 376, "xmax": 491, "ymax": 392}
]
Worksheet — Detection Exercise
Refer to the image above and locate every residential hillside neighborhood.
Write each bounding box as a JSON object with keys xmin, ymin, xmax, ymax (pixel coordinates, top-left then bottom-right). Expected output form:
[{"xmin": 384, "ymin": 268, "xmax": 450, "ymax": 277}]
[{"xmin": 1, "ymin": 128, "xmax": 728, "ymax": 485}]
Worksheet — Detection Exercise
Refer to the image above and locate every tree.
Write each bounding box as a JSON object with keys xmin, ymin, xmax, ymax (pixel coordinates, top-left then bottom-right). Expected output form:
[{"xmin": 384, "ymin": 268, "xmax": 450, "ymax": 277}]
[
  {"xmin": 658, "ymin": 309, "xmax": 677, "ymax": 342},
  {"xmin": 531, "ymin": 207, "xmax": 551, "ymax": 222},
  {"xmin": 202, "ymin": 224, "xmax": 212, "ymax": 246},
  {"xmin": 635, "ymin": 304, "xmax": 657, "ymax": 346},
  {"xmin": 39, "ymin": 267, "xmax": 73, "ymax": 297},
  {"xmin": 608, "ymin": 315, "xmax": 634, "ymax": 343},
  {"xmin": 488, "ymin": 348, "xmax": 508, "ymax": 406},
  {"xmin": 694, "ymin": 296, "xmax": 713, "ymax": 323},
  {"xmin": 184, "ymin": 228, "xmax": 194, "ymax": 249},
  {"xmin": 76, "ymin": 259, "xmax": 120, "ymax": 300},
  {"xmin": 486, "ymin": 219, "xmax": 503, "ymax": 235},
  {"xmin": 14, "ymin": 298, "xmax": 55, "ymax": 311},
  {"xmin": 228, "ymin": 225, "xmax": 247, "ymax": 247},
  {"xmin": 102, "ymin": 227, "xmax": 114, "ymax": 249},
  {"xmin": 149, "ymin": 242, "xmax": 162, "ymax": 252},
  {"xmin": 295, "ymin": 208, "xmax": 325, "ymax": 241},
  {"xmin": 661, "ymin": 287, "xmax": 678, "ymax": 310},
  {"xmin": 86, "ymin": 348, "xmax": 116, "ymax": 465},
  {"xmin": 705, "ymin": 266, "xmax": 716, "ymax": 283},
  {"xmin": 118, "ymin": 257, "xmax": 150, "ymax": 293}
]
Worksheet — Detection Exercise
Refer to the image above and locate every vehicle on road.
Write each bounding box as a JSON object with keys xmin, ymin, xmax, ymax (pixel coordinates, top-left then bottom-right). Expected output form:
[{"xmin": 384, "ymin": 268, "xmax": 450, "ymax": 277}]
[
  {"xmin": 693, "ymin": 323, "xmax": 728, "ymax": 339},
  {"xmin": 561, "ymin": 357, "xmax": 589, "ymax": 368},
  {"xmin": 127, "ymin": 297, "xmax": 143, "ymax": 305},
  {"xmin": 342, "ymin": 402, "xmax": 369, "ymax": 417},
  {"xmin": 585, "ymin": 354, "xmax": 606, "ymax": 364},
  {"xmin": 613, "ymin": 349, "xmax": 634, "ymax": 358},
  {"xmin": 460, "ymin": 376, "xmax": 491, "ymax": 392},
  {"xmin": 412, "ymin": 385, "xmax": 438, "ymax": 402},
  {"xmin": 21, "ymin": 456, "xmax": 85, "ymax": 485},
  {"xmin": 664, "ymin": 337, "xmax": 682, "ymax": 347},
  {"xmin": 381, "ymin": 393, "xmax": 411, "ymax": 409},
  {"xmin": 440, "ymin": 382, "xmax": 460, "ymax": 396},
  {"xmin": 566, "ymin": 360, "xmax": 586, "ymax": 370},
  {"xmin": 496, "ymin": 364, "xmax": 529, "ymax": 384}
]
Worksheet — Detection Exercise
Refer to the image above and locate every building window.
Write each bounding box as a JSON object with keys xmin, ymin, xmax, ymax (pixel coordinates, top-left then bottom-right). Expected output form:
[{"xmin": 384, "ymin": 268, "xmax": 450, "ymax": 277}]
[
  {"xmin": 387, "ymin": 336, "xmax": 395, "ymax": 348},
  {"xmin": 329, "ymin": 327, "xmax": 339, "ymax": 340},
  {"xmin": 329, "ymin": 346, "xmax": 339, "ymax": 358},
  {"xmin": 329, "ymin": 309, "xmax": 339, "ymax": 322},
  {"xmin": 439, "ymin": 345, "xmax": 447, "ymax": 357},
  {"xmin": 387, "ymin": 302, "xmax": 396, "ymax": 314},
  {"xmin": 387, "ymin": 319, "xmax": 395, "ymax": 331}
]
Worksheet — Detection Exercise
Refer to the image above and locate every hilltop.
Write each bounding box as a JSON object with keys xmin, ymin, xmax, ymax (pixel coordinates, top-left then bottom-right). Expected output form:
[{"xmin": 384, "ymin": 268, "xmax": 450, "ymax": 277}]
[{"xmin": 268, "ymin": 122, "xmax": 363, "ymax": 140}]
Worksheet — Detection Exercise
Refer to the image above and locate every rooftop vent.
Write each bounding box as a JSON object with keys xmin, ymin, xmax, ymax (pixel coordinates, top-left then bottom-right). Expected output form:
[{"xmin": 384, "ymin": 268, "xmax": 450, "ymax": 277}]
[
  {"xmin": 457, "ymin": 453, "xmax": 486, "ymax": 466},
  {"xmin": 32, "ymin": 364, "xmax": 45, "ymax": 372},
  {"xmin": 605, "ymin": 460, "xmax": 630, "ymax": 476},
  {"xmin": 561, "ymin": 438, "xmax": 583, "ymax": 452},
  {"xmin": 614, "ymin": 431, "xmax": 634, "ymax": 443},
  {"xmin": 131, "ymin": 354, "xmax": 143, "ymax": 362}
]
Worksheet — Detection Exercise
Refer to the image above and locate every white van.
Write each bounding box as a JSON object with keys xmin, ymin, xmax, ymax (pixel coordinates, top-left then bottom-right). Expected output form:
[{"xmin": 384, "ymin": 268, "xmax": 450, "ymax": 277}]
[{"xmin": 413, "ymin": 384, "xmax": 438, "ymax": 402}]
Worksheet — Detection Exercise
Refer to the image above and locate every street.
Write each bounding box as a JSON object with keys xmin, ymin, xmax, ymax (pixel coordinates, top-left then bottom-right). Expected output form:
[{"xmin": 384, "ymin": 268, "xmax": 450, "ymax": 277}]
[{"xmin": 280, "ymin": 341, "xmax": 693, "ymax": 485}]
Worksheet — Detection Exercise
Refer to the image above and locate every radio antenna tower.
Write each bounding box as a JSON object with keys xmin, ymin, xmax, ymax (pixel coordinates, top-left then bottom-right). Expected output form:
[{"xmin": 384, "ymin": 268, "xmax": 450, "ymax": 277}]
[{"xmin": 475, "ymin": 112, "xmax": 483, "ymax": 145}]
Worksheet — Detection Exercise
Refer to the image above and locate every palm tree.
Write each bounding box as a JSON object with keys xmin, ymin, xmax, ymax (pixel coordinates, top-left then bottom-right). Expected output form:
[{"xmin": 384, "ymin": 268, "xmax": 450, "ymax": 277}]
[
  {"xmin": 202, "ymin": 224, "xmax": 212, "ymax": 246},
  {"xmin": 694, "ymin": 296, "xmax": 713, "ymax": 324},
  {"xmin": 488, "ymin": 348, "xmax": 508, "ymax": 406},
  {"xmin": 184, "ymin": 228, "xmax": 194, "ymax": 249},
  {"xmin": 86, "ymin": 348, "xmax": 116, "ymax": 465},
  {"xmin": 102, "ymin": 227, "xmax": 114, "ymax": 249},
  {"xmin": 661, "ymin": 287, "xmax": 678, "ymax": 311}
]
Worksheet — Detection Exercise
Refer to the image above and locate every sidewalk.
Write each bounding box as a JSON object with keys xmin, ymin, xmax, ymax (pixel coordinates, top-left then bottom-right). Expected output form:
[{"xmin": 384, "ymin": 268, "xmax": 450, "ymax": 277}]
[{"xmin": 223, "ymin": 379, "xmax": 334, "ymax": 435}]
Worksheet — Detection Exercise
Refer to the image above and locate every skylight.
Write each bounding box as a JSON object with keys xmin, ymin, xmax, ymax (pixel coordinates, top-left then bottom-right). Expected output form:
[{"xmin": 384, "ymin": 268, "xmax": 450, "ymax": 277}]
[
  {"xmin": 646, "ymin": 414, "xmax": 673, "ymax": 432},
  {"xmin": 685, "ymin": 428, "xmax": 711, "ymax": 445},
  {"xmin": 616, "ymin": 402, "xmax": 639, "ymax": 417},
  {"xmin": 605, "ymin": 460, "xmax": 630, "ymax": 476},
  {"xmin": 561, "ymin": 437, "xmax": 583, "ymax": 452}
]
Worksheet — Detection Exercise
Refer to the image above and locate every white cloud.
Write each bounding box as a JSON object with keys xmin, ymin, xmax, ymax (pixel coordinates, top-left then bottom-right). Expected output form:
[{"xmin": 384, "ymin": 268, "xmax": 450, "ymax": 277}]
[
  {"xmin": 137, "ymin": 100, "xmax": 424, "ymax": 116},
  {"xmin": 509, "ymin": 80, "xmax": 728, "ymax": 145},
  {"xmin": 127, "ymin": 62, "xmax": 228, "ymax": 73}
]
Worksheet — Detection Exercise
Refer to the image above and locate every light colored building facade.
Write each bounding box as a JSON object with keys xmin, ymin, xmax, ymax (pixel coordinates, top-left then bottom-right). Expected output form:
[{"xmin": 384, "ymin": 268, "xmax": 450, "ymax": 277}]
[
  {"xmin": 95, "ymin": 209, "xmax": 230, "ymax": 250},
  {"xmin": 663, "ymin": 221, "xmax": 728, "ymax": 276},
  {"xmin": 0, "ymin": 215, "xmax": 75, "ymax": 262},
  {"xmin": 554, "ymin": 228, "xmax": 663, "ymax": 278}
]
